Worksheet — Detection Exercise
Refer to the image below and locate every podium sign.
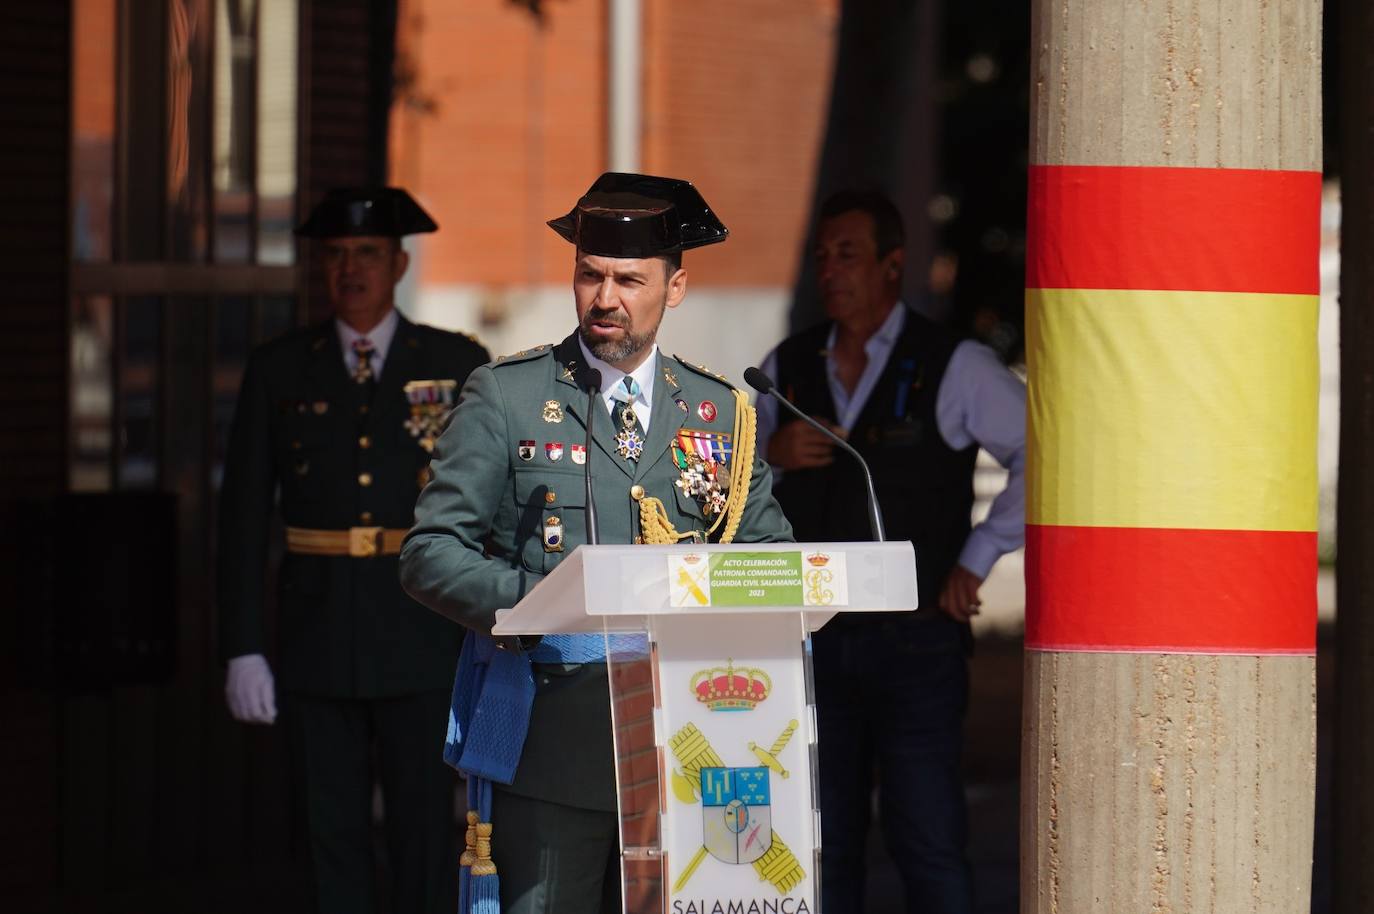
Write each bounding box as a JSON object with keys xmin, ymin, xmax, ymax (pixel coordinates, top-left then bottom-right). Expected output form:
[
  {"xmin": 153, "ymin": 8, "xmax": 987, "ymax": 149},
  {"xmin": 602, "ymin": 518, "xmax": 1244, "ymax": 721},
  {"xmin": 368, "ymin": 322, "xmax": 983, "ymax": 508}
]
[{"xmin": 493, "ymin": 542, "xmax": 917, "ymax": 913}]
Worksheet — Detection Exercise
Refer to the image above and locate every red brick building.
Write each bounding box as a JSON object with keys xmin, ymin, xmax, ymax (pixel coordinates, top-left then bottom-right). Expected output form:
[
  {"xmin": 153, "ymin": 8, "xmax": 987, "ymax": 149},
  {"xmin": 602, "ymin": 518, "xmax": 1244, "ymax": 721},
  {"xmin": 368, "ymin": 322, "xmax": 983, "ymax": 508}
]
[{"xmin": 389, "ymin": 0, "xmax": 838, "ymax": 377}]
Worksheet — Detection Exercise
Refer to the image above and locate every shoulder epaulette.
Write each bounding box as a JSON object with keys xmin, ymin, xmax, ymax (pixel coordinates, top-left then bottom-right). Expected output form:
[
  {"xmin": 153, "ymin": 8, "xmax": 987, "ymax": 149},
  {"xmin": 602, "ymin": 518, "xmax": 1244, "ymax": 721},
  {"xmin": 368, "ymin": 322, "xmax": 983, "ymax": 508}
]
[
  {"xmin": 673, "ymin": 354, "xmax": 735, "ymax": 388},
  {"xmin": 493, "ymin": 343, "xmax": 554, "ymax": 366}
]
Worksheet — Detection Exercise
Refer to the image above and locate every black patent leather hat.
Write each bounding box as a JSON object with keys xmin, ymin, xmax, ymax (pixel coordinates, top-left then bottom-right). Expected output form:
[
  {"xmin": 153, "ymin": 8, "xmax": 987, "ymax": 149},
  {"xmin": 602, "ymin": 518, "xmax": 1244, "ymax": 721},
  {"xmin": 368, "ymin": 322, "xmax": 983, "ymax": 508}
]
[
  {"xmin": 548, "ymin": 172, "xmax": 728, "ymax": 257},
  {"xmin": 295, "ymin": 187, "xmax": 438, "ymax": 238}
]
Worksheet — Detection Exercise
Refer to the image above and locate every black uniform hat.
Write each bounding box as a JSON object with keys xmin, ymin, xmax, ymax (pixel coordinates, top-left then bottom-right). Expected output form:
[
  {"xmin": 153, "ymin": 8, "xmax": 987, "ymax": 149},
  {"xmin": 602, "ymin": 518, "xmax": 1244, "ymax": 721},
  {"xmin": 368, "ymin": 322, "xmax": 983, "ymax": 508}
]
[
  {"xmin": 548, "ymin": 172, "xmax": 728, "ymax": 258},
  {"xmin": 295, "ymin": 187, "xmax": 438, "ymax": 239}
]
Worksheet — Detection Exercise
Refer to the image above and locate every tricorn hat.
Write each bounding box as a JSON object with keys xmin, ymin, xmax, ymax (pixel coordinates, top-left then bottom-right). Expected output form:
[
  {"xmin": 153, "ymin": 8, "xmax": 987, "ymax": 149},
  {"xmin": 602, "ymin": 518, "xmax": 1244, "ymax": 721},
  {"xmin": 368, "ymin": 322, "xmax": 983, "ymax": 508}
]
[
  {"xmin": 295, "ymin": 187, "xmax": 438, "ymax": 238},
  {"xmin": 547, "ymin": 172, "xmax": 728, "ymax": 258}
]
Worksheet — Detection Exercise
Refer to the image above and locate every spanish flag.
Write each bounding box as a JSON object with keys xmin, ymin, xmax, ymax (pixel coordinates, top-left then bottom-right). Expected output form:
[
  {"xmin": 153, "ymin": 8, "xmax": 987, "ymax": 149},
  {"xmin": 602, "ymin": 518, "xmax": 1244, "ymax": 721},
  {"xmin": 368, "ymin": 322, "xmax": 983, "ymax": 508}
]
[{"xmin": 1025, "ymin": 165, "xmax": 1320, "ymax": 654}]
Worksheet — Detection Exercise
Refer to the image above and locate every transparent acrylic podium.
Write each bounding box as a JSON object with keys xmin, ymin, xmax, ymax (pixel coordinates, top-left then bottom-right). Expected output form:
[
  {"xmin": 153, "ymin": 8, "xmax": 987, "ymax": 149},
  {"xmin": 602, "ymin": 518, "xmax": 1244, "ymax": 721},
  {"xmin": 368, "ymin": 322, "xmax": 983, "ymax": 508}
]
[{"xmin": 492, "ymin": 541, "xmax": 918, "ymax": 914}]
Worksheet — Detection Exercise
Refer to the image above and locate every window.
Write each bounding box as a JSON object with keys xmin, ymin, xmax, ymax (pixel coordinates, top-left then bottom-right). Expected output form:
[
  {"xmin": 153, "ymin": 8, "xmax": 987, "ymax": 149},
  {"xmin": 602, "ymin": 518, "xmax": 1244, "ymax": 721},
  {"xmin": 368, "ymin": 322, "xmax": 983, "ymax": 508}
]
[{"xmin": 70, "ymin": 0, "xmax": 302, "ymax": 493}]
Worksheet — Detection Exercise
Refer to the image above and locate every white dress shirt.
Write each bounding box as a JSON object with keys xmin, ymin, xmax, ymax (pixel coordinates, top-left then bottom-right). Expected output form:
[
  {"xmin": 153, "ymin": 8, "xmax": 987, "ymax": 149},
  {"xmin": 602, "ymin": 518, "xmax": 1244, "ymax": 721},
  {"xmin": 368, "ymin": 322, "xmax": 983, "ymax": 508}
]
[
  {"xmin": 576, "ymin": 336, "xmax": 659, "ymax": 435},
  {"xmin": 336, "ymin": 308, "xmax": 400, "ymax": 380},
  {"xmin": 755, "ymin": 302, "xmax": 1026, "ymax": 580}
]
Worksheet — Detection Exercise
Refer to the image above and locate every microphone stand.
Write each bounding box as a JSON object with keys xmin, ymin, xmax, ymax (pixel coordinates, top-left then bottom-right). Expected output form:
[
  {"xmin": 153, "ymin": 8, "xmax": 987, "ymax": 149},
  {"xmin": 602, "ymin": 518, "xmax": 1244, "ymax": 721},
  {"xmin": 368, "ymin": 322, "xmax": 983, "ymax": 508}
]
[
  {"xmin": 745, "ymin": 367, "xmax": 886, "ymax": 542},
  {"xmin": 582, "ymin": 368, "xmax": 602, "ymax": 546}
]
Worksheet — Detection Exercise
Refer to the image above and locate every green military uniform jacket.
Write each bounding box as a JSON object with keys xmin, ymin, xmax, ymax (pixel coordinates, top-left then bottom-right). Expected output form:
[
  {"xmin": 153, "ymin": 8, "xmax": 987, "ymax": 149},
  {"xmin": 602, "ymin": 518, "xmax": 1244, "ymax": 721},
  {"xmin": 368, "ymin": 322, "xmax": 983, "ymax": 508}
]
[
  {"xmin": 400, "ymin": 332, "xmax": 793, "ymax": 808},
  {"xmin": 218, "ymin": 313, "xmax": 490, "ymax": 698}
]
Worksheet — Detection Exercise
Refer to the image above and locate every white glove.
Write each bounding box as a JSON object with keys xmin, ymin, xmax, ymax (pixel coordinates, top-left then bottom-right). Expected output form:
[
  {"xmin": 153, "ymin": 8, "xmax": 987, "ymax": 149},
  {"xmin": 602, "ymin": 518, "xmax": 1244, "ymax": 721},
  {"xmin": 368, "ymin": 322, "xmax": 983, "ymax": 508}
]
[{"xmin": 225, "ymin": 653, "xmax": 278, "ymax": 724}]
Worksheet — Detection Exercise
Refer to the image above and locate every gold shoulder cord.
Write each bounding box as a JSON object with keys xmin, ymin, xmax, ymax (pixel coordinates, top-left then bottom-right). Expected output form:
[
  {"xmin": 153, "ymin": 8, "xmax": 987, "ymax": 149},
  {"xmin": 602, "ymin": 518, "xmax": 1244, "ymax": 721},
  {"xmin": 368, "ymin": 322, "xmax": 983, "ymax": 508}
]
[{"xmin": 638, "ymin": 388, "xmax": 756, "ymax": 545}]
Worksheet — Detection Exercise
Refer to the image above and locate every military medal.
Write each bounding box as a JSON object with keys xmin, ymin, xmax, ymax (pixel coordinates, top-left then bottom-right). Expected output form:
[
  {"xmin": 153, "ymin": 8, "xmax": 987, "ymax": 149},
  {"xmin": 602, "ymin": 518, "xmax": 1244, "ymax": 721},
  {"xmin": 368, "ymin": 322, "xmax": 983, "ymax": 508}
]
[
  {"xmin": 518, "ymin": 440, "xmax": 536, "ymax": 461},
  {"xmin": 542, "ymin": 399, "xmax": 564, "ymax": 423},
  {"xmin": 673, "ymin": 429, "xmax": 733, "ymax": 518},
  {"xmin": 546, "ymin": 441, "xmax": 564, "ymax": 461},
  {"xmin": 403, "ymin": 379, "xmax": 458, "ymax": 452},
  {"xmin": 570, "ymin": 444, "xmax": 587, "ymax": 465},
  {"xmin": 697, "ymin": 400, "xmax": 717, "ymax": 422},
  {"xmin": 615, "ymin": 404, "xmax": 645, "ymax": 461},
  {"xmin": 543, "ymin": 516, "xmax": 565, "ymax": 552},
  {"xmin": 677, "ymin": 428, "xmax": 732, "ymax": 467}
]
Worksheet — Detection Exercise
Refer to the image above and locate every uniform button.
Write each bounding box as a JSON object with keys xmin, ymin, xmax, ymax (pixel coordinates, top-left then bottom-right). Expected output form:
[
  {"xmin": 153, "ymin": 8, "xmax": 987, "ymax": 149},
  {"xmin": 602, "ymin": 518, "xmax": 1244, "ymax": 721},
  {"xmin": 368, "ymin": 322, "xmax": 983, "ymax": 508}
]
[
  {"xmin": 359, "ymin": 511, "xmax": 374, "ymax": 524},
  {"xmin": 358, "ymin": 435, "xmax": 372, "ymax": 449},
  {"xmin": 630, "ymin": 484, "xmax": 645, "ymax": 501},
  {"xmin": 358, "ymin": 404, "xmax": 369, "ymax": 415},
  {"xmin": 545, "ymin": 491, "xmax": 556, "ymax": 504},
  {"xmin": 358, "ymin": 472, "xmax": 373, "ymax": 487},
  {"xmin": 291, "ymin": 440, "xmax": 302, "ymax": 450}
]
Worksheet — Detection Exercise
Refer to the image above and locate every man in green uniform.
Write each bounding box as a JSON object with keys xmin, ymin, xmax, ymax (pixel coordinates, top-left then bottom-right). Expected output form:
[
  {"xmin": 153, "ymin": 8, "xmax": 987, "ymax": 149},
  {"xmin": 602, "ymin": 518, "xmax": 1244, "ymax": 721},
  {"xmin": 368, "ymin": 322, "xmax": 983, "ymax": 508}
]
[
  {"xmin": 400, "ymin": 173, "xmax": 793, "ymax": 914},
  {"xmin": 218, "ymin": 188, "xmax": 490, "ymax": 914}
]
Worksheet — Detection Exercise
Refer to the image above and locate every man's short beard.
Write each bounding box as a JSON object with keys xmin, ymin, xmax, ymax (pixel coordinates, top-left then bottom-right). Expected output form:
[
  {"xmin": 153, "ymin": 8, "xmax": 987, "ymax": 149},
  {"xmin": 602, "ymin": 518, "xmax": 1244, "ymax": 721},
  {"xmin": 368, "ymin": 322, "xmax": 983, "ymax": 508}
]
[{"xmin": 578, "ymin": 303, "xmax": 665, "ymax": 365}]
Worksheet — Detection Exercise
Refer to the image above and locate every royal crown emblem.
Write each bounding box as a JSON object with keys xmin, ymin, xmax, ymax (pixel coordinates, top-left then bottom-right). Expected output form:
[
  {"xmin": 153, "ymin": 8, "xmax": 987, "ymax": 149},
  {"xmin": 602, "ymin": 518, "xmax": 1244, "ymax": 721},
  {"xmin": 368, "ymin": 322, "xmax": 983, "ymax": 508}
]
[
  {"xmin": 691, "ymin": 659, "xmax": 771, "ymax": 711},
  {"xmin": 805, "ymin": 552, "xmax": 831, "ymax": 567}
]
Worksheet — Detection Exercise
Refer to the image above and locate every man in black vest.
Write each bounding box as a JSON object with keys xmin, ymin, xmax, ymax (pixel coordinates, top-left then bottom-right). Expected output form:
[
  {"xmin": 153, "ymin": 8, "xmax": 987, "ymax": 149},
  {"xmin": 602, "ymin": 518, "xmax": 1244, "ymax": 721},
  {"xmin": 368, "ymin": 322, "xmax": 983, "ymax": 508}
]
[
  {"xmin": 756, "ymin": 189, "xmax": 1025, "ymax": 913},
  {"xmin": 218, "ymin": 188, "xmax": 490, "ymax": 913}
]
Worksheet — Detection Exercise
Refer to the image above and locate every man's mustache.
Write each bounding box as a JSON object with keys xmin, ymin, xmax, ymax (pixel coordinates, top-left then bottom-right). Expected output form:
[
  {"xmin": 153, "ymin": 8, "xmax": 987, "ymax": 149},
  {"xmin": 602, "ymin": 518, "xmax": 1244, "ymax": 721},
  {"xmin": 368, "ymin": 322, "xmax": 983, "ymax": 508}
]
[{"xmin": 583, "ymin": 310, "xmax": 630, "ymax": 328}]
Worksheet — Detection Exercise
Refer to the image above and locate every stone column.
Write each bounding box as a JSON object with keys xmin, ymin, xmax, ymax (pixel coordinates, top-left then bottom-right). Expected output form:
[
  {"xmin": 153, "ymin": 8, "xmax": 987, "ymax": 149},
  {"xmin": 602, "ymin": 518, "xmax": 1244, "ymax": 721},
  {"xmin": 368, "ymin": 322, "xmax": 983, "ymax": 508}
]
[{"xmin": 1021, "ymin": 3, "xmax": 1322, "ymax": 912}]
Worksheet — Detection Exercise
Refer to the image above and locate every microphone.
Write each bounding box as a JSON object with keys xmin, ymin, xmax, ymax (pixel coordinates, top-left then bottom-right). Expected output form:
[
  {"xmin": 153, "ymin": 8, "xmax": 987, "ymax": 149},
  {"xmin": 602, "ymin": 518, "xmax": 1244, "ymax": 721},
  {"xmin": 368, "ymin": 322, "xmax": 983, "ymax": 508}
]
[
  {"xmin": 744, "ymin": 366, "xmax": 886, "ymax": 542},
  {"xmin": 580, "ymin": 367, "xmax": 603, "ymax": 546}
]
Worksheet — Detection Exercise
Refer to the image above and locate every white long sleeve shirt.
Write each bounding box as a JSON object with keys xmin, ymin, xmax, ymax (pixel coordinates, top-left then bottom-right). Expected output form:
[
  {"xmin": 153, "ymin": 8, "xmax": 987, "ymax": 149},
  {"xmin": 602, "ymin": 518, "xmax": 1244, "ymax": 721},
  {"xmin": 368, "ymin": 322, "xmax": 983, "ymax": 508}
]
[{"xmin": 755, "ymin": 303, "xmax": 1026, "ymax": 580}]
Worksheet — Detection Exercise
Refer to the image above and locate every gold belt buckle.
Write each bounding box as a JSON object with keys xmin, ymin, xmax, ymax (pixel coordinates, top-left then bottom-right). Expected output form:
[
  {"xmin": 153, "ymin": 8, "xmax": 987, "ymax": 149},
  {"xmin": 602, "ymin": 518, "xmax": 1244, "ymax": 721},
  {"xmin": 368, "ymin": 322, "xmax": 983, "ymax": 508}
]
[{"xmin": 349, "ymin": 526, "xmax": 384, "ymax": 557}]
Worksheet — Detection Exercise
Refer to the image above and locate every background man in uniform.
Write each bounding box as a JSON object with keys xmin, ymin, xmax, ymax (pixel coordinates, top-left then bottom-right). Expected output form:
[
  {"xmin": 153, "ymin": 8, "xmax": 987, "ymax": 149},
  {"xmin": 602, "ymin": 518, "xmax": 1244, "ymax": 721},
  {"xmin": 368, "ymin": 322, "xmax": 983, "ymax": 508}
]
[
  {"xmin": 400, "ymin": 172, "xmax": 793, "ymax": 914},
  {"xmin": 217, "ymin": 187, "xmax": 490, "ymax": 914},
  {"xmin": 756, "ymin": 189, "xmax": 1026, "ymax": 913}
]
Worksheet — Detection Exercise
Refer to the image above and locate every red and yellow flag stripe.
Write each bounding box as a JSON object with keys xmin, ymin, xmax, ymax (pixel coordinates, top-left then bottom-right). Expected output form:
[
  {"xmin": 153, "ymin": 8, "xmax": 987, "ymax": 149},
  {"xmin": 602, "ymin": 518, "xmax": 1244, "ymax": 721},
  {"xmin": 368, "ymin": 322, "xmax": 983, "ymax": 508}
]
[{"xmin": 1025, "ymin": 164, "xmax": 1320, "ymax": 654}]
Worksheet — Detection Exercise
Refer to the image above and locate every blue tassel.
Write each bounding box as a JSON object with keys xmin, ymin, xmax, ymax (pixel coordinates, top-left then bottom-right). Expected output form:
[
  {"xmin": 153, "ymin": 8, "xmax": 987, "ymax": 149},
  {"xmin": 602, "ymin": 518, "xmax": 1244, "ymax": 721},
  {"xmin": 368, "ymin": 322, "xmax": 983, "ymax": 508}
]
[
  {"xmin": 470, "ymin": 873, "xmax": 500, "ymax": 914},
  {"xmin": 467, "ymin": 778, "xmax": 501, "ymax": 914},
  {"xmin": 458, "ymin": 777, "xmax": 478, "ymax": 912}
]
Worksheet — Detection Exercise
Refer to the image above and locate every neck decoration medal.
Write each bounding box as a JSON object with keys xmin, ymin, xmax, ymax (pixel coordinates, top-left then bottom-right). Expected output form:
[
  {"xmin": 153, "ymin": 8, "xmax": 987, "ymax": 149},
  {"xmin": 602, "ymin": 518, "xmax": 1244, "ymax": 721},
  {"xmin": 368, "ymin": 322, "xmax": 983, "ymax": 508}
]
[{"xmin": 615, "ymin": 403, "xmax": 645, "ymax": 461}]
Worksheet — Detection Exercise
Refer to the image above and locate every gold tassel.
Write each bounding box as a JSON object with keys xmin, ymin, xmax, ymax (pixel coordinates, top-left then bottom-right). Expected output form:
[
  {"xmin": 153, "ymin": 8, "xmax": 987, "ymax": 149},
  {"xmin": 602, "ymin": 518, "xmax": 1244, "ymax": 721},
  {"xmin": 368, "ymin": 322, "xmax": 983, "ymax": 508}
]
[
  {"xmin": 471, "ymin": 820, "xmax": 498, "ymax": 877},
  {"xmin": 460, "ymin": 809, "xmax": 478, "ymax": 866},
  {"xmin": 639, "ymin": 496, "xmax": 698, "ymax": 544},
  {"xmin": 717, "ymin": 389, "xmax": 756, "ymax": 545}
]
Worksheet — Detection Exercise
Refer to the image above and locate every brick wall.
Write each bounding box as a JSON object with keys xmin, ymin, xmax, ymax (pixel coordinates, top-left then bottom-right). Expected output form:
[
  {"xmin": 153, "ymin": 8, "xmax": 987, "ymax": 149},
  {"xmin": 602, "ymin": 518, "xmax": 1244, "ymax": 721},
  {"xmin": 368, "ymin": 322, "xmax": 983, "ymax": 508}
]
[
  {"xmin": 391, "ymin": 0, "xmax": 609, "ymax": 287},
  {"xmin": 391, "ymin": 0, "xmax": 836, "ymax": 289},
  {"xmin": 642, "ymin": 0, "xmax": 836, "ymax": 286}
]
